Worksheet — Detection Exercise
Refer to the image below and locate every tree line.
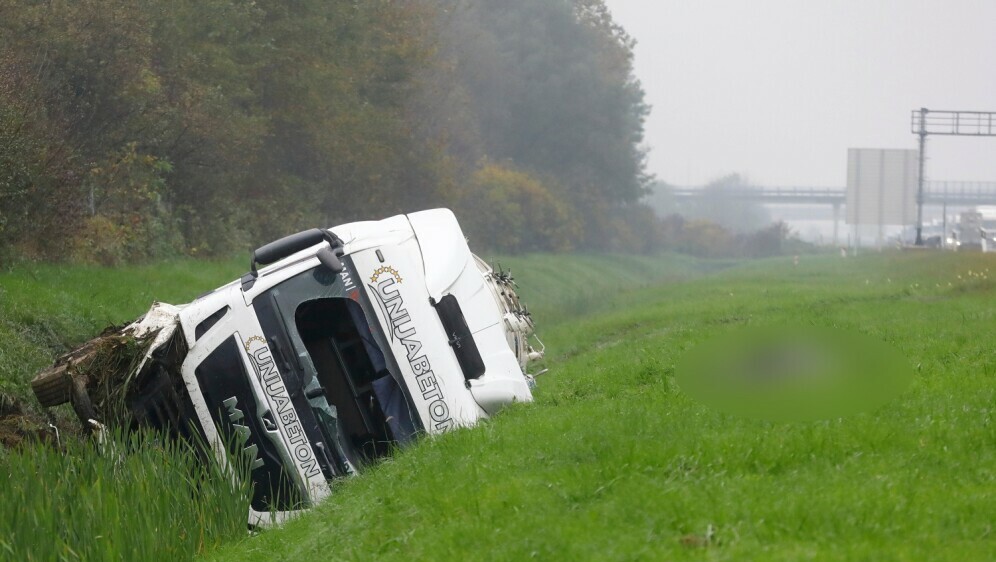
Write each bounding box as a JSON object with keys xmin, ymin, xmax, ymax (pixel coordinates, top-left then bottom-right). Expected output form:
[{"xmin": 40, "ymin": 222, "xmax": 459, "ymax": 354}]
[{"xmin": 0, "ymin": 0, "xmax": 662, "ymax": 263}]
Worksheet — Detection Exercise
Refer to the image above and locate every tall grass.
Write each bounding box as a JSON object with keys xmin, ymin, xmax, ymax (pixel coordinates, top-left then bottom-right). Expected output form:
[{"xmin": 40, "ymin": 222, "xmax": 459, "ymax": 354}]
[{"xmin": 0, "ymin": 430, "xmax": 250, "ymax": 561}]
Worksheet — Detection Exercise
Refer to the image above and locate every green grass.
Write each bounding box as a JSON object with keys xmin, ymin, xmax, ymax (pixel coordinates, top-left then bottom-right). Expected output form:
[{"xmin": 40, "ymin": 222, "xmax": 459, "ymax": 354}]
[
  {"xmin": 1, "ymin": 251, "xmax": 992, "ymax": 560},
  {"xmin": 0, "ymin": 431, "xmax": 251, "ymax": 561},
  {"xmin": 205, "ymin": 251, "xmax": 996, "ymax": 561}
]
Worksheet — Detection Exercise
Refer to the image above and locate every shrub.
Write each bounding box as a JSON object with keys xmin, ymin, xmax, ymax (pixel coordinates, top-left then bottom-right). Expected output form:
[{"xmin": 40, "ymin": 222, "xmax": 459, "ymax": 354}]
[
  {"xmin": 69, "ymin": 144, "xmax": 183, "ymax": 265},
  {"xmin": 460, "ymin": 163, "xmax": 580, "ymax": 253}
]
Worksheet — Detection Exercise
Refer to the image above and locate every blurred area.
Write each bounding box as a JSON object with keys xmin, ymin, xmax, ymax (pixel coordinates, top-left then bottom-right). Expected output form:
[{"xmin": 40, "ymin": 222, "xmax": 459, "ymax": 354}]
[{"xmin": 676, "ymin": 325, "xmax": 914, "ymax": 421}]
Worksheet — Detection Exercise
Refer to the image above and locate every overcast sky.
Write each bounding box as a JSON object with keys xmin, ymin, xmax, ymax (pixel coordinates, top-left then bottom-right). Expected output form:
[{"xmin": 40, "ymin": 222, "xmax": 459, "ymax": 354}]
[{"xmin": 604, "ymin": 0, "xmax": 996, "ymax": 187}]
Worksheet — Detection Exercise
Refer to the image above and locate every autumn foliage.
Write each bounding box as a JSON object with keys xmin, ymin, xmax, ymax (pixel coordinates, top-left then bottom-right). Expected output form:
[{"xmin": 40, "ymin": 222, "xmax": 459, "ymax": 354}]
[{"xmin": 0, "ymin": 0, "xmax": 655, "ymax": 262}]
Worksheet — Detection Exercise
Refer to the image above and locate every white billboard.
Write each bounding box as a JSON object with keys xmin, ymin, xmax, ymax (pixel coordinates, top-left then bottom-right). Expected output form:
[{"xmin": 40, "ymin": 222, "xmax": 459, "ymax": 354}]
[{"xmin": 846, "ymin": 148, "xmax": 918, "ymax": 226}]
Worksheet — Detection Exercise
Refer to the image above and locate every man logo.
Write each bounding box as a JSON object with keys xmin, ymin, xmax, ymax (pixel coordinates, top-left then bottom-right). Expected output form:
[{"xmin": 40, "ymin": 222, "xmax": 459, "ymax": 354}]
[{"xmin": 223, "ymin": 396, "xmax": 265, "ymax": 471}]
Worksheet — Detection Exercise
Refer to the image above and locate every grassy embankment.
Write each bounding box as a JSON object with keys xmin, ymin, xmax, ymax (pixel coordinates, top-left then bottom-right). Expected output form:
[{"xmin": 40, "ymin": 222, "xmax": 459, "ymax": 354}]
[
  {"xmin": 207, "ymin": 251, "xmax": 996, "ymax": 562},
  {"xmin": 0, "ymin": 252, "xmax": 714, "ymax": 560}
]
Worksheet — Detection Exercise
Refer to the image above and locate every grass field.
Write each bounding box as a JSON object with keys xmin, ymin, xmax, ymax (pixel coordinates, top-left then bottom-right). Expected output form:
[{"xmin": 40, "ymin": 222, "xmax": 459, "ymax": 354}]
[
  {"xmin": 0, "ymin": 251, "xmax": 992, "ymax": 560},
  {"xmin": 204, "ymin": 251, "xmax": 996, "ymax": 562}
]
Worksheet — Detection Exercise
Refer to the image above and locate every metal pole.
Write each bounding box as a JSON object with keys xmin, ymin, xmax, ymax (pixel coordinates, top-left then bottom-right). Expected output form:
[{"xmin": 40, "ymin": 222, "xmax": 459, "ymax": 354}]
[
  {"xmin": 915, "ymin": 108, "xmax": 927, "ymax": 246},
  {"xmin": 942, "ymin": 201, "xmax": 947, "ymax": 249}
]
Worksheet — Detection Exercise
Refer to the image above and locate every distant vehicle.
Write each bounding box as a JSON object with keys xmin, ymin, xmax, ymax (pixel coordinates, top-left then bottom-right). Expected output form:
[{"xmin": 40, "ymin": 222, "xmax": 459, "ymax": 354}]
[
  {"xmin": 31, "ymin": 209, "xmax": 544, "ymax": 525},
  {"xmin": 982, "ymin": 227, "xmax": 996, "ymax": 253},
  {"xmin": 953, "ymin": 211, "xmax": 983, "ymax": 251},
  {"xmin": 898, "ymin": 224, "xmax": 943, "ymax": 248}
]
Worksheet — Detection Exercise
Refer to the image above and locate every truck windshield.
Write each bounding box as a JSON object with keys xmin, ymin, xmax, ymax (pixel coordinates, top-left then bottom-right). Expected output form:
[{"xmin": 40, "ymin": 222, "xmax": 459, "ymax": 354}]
[{"xmin": 257, "ymin": 261, "xmax": 417, "ymax": 470}]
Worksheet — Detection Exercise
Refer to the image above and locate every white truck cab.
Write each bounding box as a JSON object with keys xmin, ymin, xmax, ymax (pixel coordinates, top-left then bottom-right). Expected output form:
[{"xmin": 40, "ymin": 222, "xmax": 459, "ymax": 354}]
[{"xmin": 33, "ymin": 209, "xmax": 542, "ymax": 525}]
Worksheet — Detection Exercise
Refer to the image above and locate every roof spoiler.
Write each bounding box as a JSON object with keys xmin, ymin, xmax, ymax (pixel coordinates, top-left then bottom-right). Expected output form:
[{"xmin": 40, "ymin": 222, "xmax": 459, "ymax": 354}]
[{"xmin": 242, "ymin": 229, "xmax": 344, "ymax": 291}]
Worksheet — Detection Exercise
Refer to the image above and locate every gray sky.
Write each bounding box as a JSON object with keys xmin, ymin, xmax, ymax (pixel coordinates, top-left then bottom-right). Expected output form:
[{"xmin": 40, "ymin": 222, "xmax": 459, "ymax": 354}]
[{"xmin": 604, "ymin": 0, "xmax": 996, "ymax": 187}]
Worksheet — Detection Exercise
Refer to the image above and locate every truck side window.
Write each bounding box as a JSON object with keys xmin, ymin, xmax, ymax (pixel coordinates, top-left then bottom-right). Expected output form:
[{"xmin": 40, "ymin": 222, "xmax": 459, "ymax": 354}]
[
  {"xmin": 296, "ymin": 298, "xmax": 400, "ymax": 461},
  {"xmin": 194, "ymin": 306, "xmax": 230, "ymax": 340}
]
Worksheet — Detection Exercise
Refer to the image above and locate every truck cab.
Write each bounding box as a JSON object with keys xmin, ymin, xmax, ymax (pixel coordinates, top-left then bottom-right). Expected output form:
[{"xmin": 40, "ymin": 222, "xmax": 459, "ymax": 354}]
[{"xmin": 52, "ymin": 209, "xmax": 542, "ymax": 525}]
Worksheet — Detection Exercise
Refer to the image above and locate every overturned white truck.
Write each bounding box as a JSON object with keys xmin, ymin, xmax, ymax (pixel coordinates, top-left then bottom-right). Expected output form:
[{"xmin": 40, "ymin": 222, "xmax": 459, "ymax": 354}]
[{"xmin": 32, "ymin": 209, "xmax": 543, "ymax": 524}]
